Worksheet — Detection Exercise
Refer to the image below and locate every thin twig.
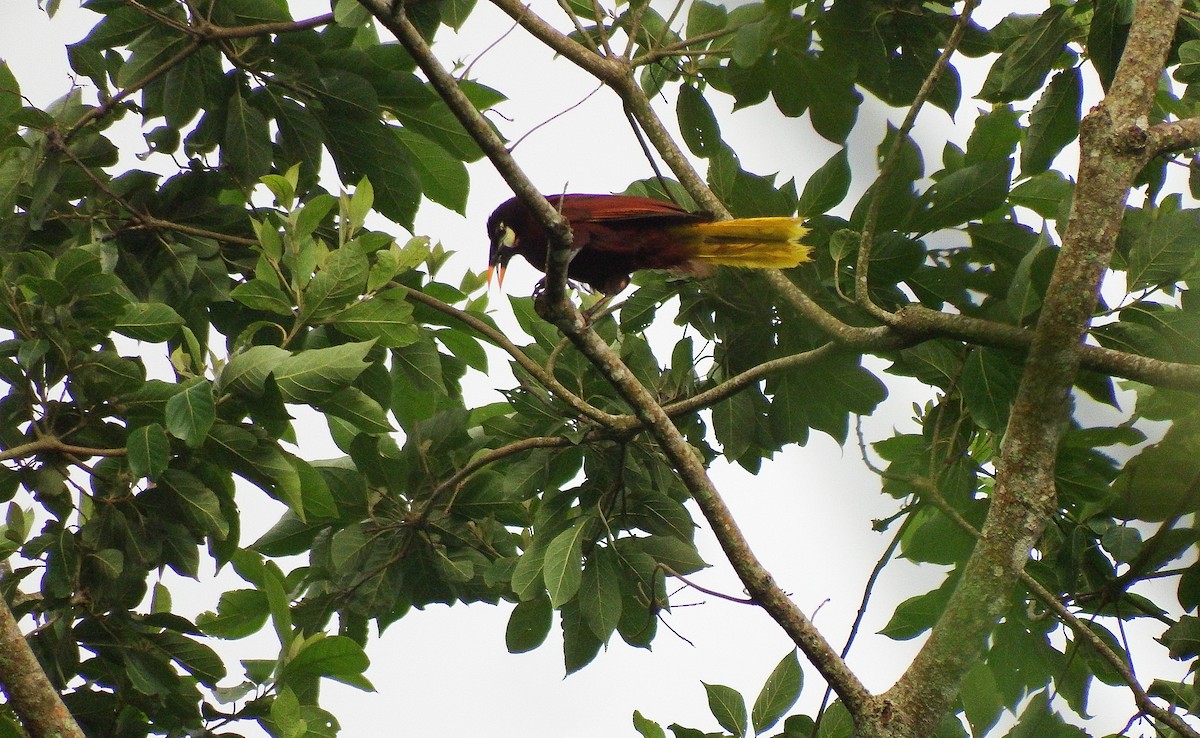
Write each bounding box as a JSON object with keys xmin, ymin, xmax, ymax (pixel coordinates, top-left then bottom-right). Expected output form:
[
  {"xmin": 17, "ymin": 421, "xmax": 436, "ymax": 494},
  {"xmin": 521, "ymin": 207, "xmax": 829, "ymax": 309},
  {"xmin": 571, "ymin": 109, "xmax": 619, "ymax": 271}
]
[{"xmin": 853, "ymin": 0, "xmax": 979, "ymax": 322}]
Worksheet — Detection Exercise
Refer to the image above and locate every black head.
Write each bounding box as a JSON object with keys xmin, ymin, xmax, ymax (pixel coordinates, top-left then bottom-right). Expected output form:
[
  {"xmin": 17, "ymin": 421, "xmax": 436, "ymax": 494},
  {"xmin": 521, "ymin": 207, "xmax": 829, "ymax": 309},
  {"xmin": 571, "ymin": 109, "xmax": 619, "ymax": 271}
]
[{"xmin": 486, "ymin": 198, "xmax": 526, "ymax": 287}]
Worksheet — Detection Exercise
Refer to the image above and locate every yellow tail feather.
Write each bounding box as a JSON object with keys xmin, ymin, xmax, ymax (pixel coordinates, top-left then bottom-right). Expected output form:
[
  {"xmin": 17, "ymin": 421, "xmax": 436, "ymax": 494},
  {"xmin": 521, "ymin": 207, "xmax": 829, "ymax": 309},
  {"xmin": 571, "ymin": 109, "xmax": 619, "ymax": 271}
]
[{"xmin": 683, "ymin": 217, "xmax": 811, "ymax": 269}]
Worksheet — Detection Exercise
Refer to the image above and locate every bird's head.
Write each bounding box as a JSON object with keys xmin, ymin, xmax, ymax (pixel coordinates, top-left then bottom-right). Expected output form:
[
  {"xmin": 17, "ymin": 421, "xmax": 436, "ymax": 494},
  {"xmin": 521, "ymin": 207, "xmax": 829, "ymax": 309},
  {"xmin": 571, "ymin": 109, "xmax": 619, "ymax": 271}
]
[{"xmin": 486, "ymin": 203, "xmax": 520, "ymax": 288}]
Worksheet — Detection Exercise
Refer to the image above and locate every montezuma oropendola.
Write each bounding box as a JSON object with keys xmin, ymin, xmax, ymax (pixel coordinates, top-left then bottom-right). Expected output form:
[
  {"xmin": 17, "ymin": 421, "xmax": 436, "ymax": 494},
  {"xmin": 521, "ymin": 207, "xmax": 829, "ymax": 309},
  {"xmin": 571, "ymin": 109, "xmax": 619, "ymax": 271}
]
[{"xmin": 486, "ymin": 194, "xmax": 811, "ymax": 296}]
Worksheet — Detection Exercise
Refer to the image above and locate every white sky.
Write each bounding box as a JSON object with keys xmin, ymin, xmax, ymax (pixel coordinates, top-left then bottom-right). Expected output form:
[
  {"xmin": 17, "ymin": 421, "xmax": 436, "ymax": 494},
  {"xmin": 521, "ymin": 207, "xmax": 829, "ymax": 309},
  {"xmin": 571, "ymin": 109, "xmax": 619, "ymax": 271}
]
[{"xmin": 1, "ymin": 1, "xmax": 1189, "ymax": 736}]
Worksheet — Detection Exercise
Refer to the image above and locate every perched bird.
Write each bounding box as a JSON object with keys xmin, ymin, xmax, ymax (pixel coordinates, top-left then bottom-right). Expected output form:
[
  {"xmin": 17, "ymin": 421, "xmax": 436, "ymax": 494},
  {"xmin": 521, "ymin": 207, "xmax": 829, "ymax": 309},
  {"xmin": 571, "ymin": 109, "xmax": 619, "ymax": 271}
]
[{"xmin": 486, "ymin": 194, "xmax": 811, "ymax": 295}]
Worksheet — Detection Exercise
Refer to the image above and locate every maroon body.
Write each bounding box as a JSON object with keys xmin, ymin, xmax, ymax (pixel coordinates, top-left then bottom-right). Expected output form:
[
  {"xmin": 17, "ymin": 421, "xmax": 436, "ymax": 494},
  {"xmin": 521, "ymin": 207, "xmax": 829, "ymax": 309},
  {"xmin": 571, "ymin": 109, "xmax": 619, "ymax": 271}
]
[{"xmin": 486, "ymin": 194, "xmax": 713, "ymax": 295}]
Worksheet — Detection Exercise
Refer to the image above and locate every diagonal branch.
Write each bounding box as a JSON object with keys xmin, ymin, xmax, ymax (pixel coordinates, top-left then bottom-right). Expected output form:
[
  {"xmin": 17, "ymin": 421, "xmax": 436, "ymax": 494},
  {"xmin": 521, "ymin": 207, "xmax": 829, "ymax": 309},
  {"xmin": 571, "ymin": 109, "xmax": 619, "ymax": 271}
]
[
  {"xmin": 0, "ymin": 594, "xmax": 85, "ymax": 738},
  {"xmin": 358, "ymin": 0, "xmax": 873, "ymax": 714}
]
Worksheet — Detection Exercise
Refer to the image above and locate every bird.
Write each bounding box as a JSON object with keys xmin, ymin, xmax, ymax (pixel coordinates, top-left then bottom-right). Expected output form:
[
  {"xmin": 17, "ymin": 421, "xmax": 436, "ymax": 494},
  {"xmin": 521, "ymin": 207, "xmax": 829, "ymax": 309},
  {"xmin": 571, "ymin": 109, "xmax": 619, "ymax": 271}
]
[{"xmin": 486, "ymin": 193, "xmax": 812, "ymax": 296}]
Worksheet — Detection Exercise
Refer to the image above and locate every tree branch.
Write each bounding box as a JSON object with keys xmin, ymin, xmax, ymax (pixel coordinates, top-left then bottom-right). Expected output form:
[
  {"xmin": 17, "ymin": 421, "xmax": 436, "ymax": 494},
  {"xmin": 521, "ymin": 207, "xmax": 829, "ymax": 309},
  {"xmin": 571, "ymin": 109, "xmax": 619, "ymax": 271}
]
[
  {"xmin": 852, "ymin": 0, "xmax": 978, "ymax": 322},
  {"xmin": 917, "ymin": 478, "xmax": 1200, "ymax": 738},
  {"xmin": 882, "ymin": 2, "xmax": 1185, "ymax": 736},
  {"xmin": 362, "ymin": 0, "xmax": 873, "ymax": 714},
  {"xmin": 0, "ymin": 594, "xmax": 85, "ymax": 738},
  {"xmin": 0, "ymin": 437, "xmax": 126, "ymax": 463}
]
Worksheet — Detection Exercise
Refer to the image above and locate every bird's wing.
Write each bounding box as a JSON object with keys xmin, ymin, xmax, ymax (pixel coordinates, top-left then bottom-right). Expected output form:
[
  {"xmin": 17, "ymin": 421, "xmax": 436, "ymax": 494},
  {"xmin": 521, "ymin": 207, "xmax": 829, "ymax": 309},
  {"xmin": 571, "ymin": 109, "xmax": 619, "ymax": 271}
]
[{"xmin": 553, "ymin": 194, "xmax": 707, "ymax": 225}]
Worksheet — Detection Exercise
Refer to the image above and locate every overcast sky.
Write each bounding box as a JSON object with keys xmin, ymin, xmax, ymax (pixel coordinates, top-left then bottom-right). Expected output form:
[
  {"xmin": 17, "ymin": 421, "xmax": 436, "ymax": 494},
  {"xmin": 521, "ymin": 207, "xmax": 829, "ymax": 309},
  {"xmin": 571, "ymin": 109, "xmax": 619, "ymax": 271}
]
[{"xmin": 2, "ymin": 1, "xmax": 1186, "ymax": 736}]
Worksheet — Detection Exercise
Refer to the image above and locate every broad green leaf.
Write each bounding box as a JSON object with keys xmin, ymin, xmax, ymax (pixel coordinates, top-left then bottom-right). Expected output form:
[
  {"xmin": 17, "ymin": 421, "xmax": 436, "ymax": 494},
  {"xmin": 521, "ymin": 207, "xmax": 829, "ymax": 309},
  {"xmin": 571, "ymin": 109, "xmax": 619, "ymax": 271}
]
[
  {"xmin": 914, "ymin": 160, "xmax": 1012, "ymax": 233},
  {"xmin": 115, "ymin": 302, "xmax": 186, "ymax": 342},
  {"xmin": 1101, "ymin": 525, "xmax": 1143, "ymax": 563},
  {"xmin": 978, "ymin": 7, "xmax": 1075, "ymax": 103},
  {"xmin": 1006, "ymin": 227, "xmax": 1055, "ymax": 322},
  {"xmin": 165, "ymin": 378, "xmax": 216, "ymax": 447},
  {"xmin": 544, "ymin": 521, "xmax": 588, "ymax": 607},
  {"xmin": 299, "ymin": 246, "xmax": 370, "ymax": 321},
  {"xmin": 223, "ymin": 90, "xmax": 272, "ymax": 185},
  {"xmin": 965, "ymin": 104, "xmax": 1021, "ymax": 164},
  {"xmin": 751, "ymin": 651, "xmax": 802, "ymax": 734},
  {"xmin": 1021, "ymin": 67, "xmax": 1082, "ymax": 175},
  {"xmin": 797, "ymin": 148, "xmax": 850, "ymax": 217},
  {"xmin": 318, "ymin": 112, "xmax": 421, "ymax": 229},
  {"xmin": 1125, "ymin": 208, "xmax": 1200, "ymax": 289},
  {"xmin": 219, "ymin": 344, "xmax": 291, "ymax": 397},
  {"xmin": 161, "ymin": 469, "xmax": 228, "ymax": 540},
  {"xmin": 314, "ymin": 387, "xmax": 393, "ymax": 435},
  {"xmin": 127, "ymin": 423, "xmax": 170, "ymax": 481},
  {"xmin": 231, "ymin": 278, "xmax": 293, "ymax": 315},
  {"xmin": 506, "ymin": 593, "xmax": 552, "ymax": 653},
  {"xmin": 198, "ymin": 588, "xmax": 271, "ymax": 643},
  {"xmin": 332, "ymin": 290, "xmax": 420, "ymax": 348},
  {"xmin": 286, "ymin": 635, "xmax": 373, "ymax": 690},
  {"xmin": 579, "ymin": 548, "xmax": 622, "ymax": 643},
  {"xmin": 394, "ymin": 128, "xmax": 469, "ymax": 214},
  {"xmin": 960, "ymin": 663, "xmax": 1004, "ymax": 737},
  {"xmin": 618, "ymin": 535, "xmax": 708, "ymax": 576},
  {"xmin": 561, "ymin": 600, "xmax": 603, "ymax": 674},
  {"xmin": 960, "ymin": 348, "xmax": 1023, "ymax": 433},
  {"xmin": 1010, "ymin": 171, "xmax": 1073, "ymax": 220},
  {"xmin": 703, "ymin": 682, "xmax": 747, "ymax": 738},
  {"xmin": 880, "ymin": 576, "xmax": 956, "ymax": 640},
  {"xmin": 273, "ymin": 341, "xmax": 374, "ymax": 403},
  {"xmin": 511, "ymin": 542, "xmax": 548, "ymax": 602},
  {"xmin": 632, "ymin": 711, "xmax": 666, "ymax": 738},
  {"xmin": 1090, "ymin": 0, "xmax": 1131, "ymax": 88},
  {"xmin": 1110, "ymin": 411, "xmax": 1200, "ymax": 521},
  {"xmin": 677, "ymin": 84, "xmax": 722, "ymax": 157}
]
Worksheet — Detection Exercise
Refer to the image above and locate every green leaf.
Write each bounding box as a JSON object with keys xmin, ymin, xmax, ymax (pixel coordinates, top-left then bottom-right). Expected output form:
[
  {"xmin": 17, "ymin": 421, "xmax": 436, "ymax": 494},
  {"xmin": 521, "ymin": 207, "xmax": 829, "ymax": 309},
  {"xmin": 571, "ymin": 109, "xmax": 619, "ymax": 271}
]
[
  {"xmin": 978, "ymin": 7, "xmax": 1075, "ymax": 103},
  {"xmin": 300, "ymin": 246, "xmax": 370, "ymax": 321},
  {"xmin": 880, "ymin": 576, "xmax": 955, "ymax": 640},
  {"xmin": 703, "ymin": 682, "xmax": 747, "ymax": 738},
  {"xmin": 286, "ymin": 635, "xmax": 373, "ymax": 690},
  {"xmin": 677, "ymin": 84, "xmax": 722, "ymax": 157},
  {"xmin": 314, "ymin": 387, "xmax": 393, "ymax": 435},
  {"xmin": 127, "ymin": 423, "xmax": 170, "ymax": 481},
  {"xmin": 797, "ymin": 148, "xmax": 850, "ymax": 217},
  {"xmin": 1101, "ymin": 524, "xmax": 1143, "ymax": 563},
  {"xmin": 231, "ymin": 278, "xmax": 293, "ymax": 315},
  {"xmin": 619, "ymin": 535, "xmax": 708, "ymax": 576},
  {"xmin": 1006, "ymin": 227, "xmax": 1055, "ymax": 322},
  {"xmin": 965, "ymin": 104, "xmax": 1021, "ymax": 164},
  {"xmin": 273, "ymin": 341, "xmax": 374, "ymax": 403},
  {"xmin": 579, "ymin": 548, "xmax": 622, "ymax": 643},
  {"xmin": 632, "ymin": 711, "xmax": 666, "ymax": 738},
  {"xmin": 1126, "ymin": 208, "xmax": 1200, "ymax": 289},
  {"xmin": 1021, "ymin": 67, "xmax": 1082, "ymax": 175},
  {"xmin": 394, "ymin": 128, "xmax": 469, "ymax": 214},
  {"xmin": 915, "ymin": 160, "xmax": 1012, "ymax": 233},
  {"xmin": 961, "ymin": 348, "xmax": 1023, "ymax": 433},
  {"xmin": 318, "ymin": 113, "xmax": 421, "ymax": 229},
  {"xmin": 223, "ymin": 90, "xmax": 272, "ymax": 185},
  {"xmin": 751, "ymin": 651, "xmax": 802, "ymax": 734},
  {"xmin": 165, "ymin": 378, "xmax": 216, "ymax": 447},
  {"xmin": 544, "ymin": 521, "xmax": 588, "ymax": 607},
  {"xmin": 161, "ymin": 468, "xmax": 228, "ymax": 540},
  {"xmin": 506, "ymin": 593, "xmax": 552, "ymax": 653},
  {"xmin": 115, "ymin": 302, "xmax": 185, "ymax": 342},
  {"xmin": 1010, "ymin": 171, "xmax": 1072, "ymax": 219},
  {"xmin": 219, "ymin": 344, "xmax": 291, "ymax": 397},
  {"xmin": 960, "ymin": 663, "xmax": 1005, "ymax": 737},
  {"xmin": 332, "ymin": 290, "xmax": 420, "ymax": 348},
  {"xmin": 197, "ymin": 589, "xmax": 270, "ymax": 639}
]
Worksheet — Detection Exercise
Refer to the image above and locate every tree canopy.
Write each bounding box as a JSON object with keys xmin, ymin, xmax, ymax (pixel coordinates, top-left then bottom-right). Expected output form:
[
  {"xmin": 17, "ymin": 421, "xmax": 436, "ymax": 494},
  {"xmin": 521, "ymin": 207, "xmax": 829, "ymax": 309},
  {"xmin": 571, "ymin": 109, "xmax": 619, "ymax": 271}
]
[{"xmin": 2, "ymin": 0, "xmax": 1200, "ymax": 736}]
